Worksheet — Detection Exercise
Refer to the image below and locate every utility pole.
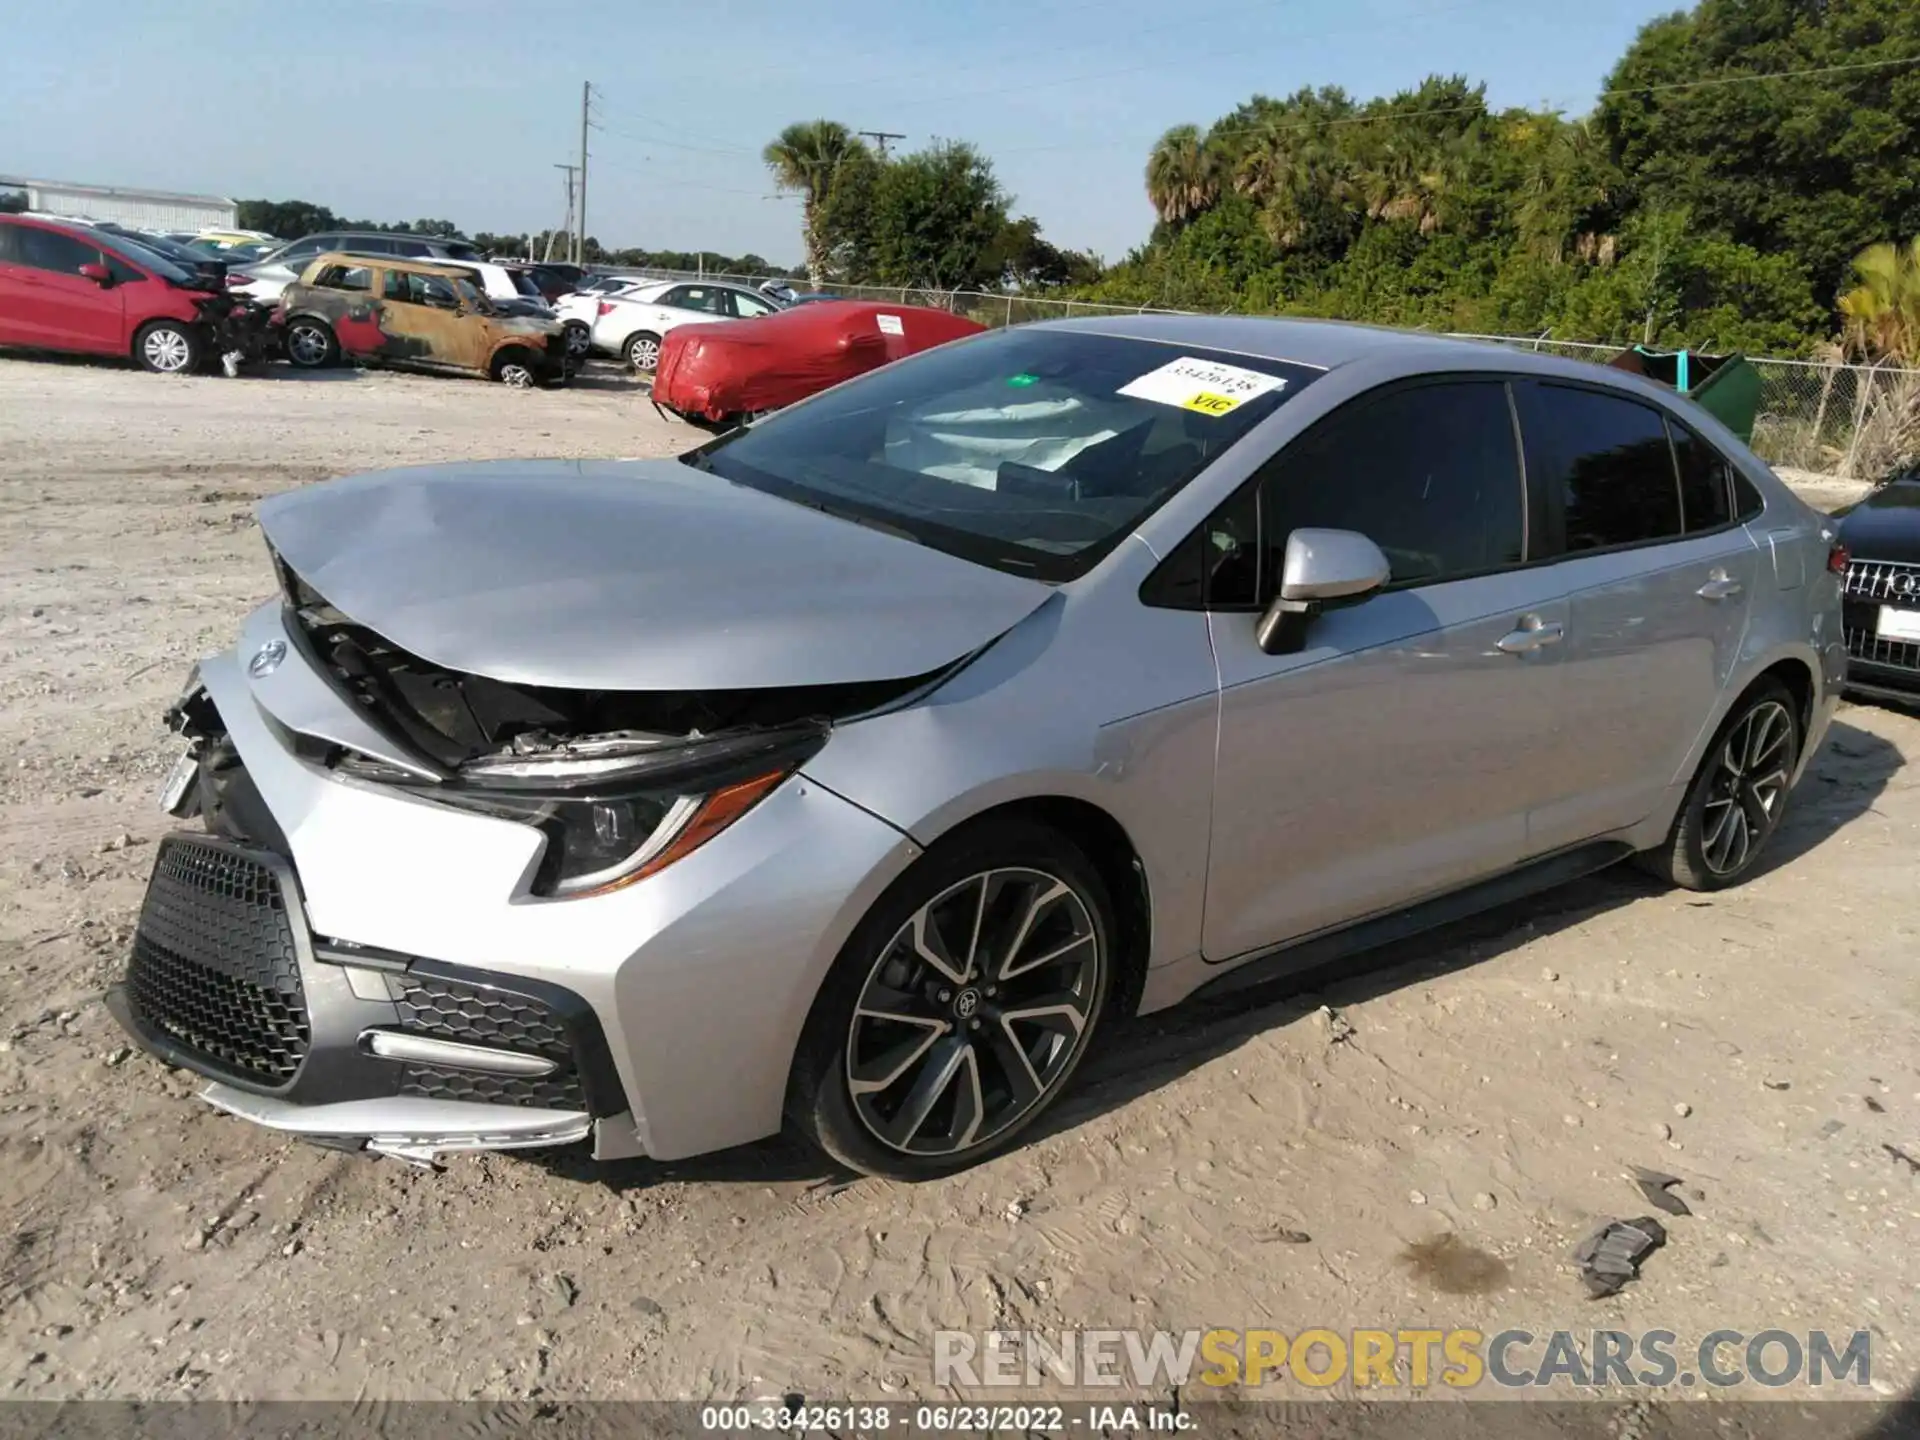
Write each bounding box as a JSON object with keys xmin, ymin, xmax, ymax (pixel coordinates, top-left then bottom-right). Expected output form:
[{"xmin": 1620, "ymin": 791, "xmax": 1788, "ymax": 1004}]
[
  {"xmin": 577, "ymin": 80, "xmax": 592, "ymax": 267},
  {"xmin": 858, "ymin": 129, "xmax": 905, "ymax": 160},
  {"xmin": 549, "ymin": 164, "xmax": 577, "ymax": 263}
]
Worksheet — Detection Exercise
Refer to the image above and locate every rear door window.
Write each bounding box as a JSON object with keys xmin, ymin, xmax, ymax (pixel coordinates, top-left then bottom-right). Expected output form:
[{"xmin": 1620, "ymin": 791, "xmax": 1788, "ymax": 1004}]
[
  {"xmin": 1257, "ymin": 379, "xmax": 1526, "ymax": 588},
  {"xmin": 1522, "ymin": 384, "xmax": 1682, "ymax": 553}
]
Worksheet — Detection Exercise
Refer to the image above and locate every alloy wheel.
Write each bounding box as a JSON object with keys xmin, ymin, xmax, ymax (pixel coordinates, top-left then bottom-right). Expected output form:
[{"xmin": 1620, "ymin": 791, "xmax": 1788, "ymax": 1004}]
[
  {"xmin": 846, "ymin": 867, "xmax": 1102, "ymax": 1158},
  {"xmin": 1701, "ymin": 699, "xmax": 1793, "ymax": 876},
  {"xmin": 629, "ymin": 336, "xmax": 659, "ymax": 371},
  {"xmin": 143, "ymin": 327, "xmax": 191, "ymax": 373},
  {"xmin": 498, "ymin": 363, "xmax": 535, "ymax": 388},
  {"xmin": 287, "ymin": 325, "xmax": 330, "ymax": 366},
  {"xmin": 564, "ymin": 324, "xmax": 591, "ymax": 357}
]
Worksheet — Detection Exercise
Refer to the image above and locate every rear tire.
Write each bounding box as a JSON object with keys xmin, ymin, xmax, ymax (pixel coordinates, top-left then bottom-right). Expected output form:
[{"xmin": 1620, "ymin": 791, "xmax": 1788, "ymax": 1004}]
[
  {"xmin": 283, "ymin": 316, "xmax": 338, "ymax": 369},
  {"xmin": 787, "ymin": 818, "xmax": 1114, "ymax": 1180},
  {"xmin": 134, "ymin": 320, "xmax": 200, "ymax": 375},
  {"xmin": 1638, "ymin": 679, "xmax": 1800, "ymax": 891},
  {"xmin": 562, "ymin": 320, "xmax": 591, "ymax": 358}
]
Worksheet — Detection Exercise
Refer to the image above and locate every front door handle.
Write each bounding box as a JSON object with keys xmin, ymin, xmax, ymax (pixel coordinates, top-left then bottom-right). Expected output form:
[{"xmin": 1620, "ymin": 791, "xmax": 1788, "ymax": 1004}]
[
  {"xmin": 1697, "ymin": 571, "xmax": 1744, "ymax": 601},
  {"xmin": 1496, "ymin": 617, "xmax": 1565, "ymax": 654}
]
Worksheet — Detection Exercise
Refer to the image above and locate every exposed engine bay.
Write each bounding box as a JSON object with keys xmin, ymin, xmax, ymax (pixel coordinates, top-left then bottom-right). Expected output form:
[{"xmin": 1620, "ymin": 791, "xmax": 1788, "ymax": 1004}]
[{"xmin": 270, "ymin": 560, "xmax": 941, "ymax": 775}]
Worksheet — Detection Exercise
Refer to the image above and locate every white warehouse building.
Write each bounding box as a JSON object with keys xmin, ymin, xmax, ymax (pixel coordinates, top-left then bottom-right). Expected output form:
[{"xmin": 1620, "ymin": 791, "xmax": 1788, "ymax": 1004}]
[{"xmin": 1, "ymin": 176, "xmax": 238, "ymax": 231}]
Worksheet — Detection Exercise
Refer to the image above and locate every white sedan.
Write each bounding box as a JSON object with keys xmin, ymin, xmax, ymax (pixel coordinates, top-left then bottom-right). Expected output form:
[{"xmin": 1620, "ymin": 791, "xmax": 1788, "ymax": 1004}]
[{"xmin": 585, "ymin": 281, "xmax": 784, "ymax": 370}]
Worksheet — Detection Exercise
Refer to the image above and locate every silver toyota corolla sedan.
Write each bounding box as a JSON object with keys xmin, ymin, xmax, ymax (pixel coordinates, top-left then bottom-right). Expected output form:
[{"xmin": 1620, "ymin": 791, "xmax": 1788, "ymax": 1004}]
[{"xmin": 111, "ymin": 316, "xmax": 1848, "ymax": 1178}]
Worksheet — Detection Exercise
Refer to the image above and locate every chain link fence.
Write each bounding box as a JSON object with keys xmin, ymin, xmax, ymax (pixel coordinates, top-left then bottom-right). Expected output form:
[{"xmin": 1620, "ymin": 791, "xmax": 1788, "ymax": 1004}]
[
  {"xmin": 611, "ymin": 269, "xmax": 1918, "ymax": 480},
  {"xmin": 1448, "ymin": 334, "xmax": 1920, "ymax": 482}
]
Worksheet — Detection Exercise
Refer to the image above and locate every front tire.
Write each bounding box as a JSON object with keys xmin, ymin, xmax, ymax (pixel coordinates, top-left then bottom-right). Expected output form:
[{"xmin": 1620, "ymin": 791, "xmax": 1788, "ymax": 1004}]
[
  {"xmin": 134, "ymin": 320, "xmax": 200, "ymax": 375},
  {"xmin": 1639, "ymin": 679, "xmax": 1800, "ymax": 890},
  {"xmin": 491, "ymin": 348, "xmax": 538, "ymax": 387},
  {"xmin": 787, "ymin": 819, "xmax": 1114, "ymax": 1180}
]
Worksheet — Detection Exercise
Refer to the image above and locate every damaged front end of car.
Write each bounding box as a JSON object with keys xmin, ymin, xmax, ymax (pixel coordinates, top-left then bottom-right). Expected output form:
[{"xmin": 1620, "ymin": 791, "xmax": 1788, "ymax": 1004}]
[
  {"xmin": 118, "ymin": 558, "xmax": 957, "ymax": 1166},
  {"xmin": 271, "ymin": 560, "xmax": 944, "ymax": 897}
]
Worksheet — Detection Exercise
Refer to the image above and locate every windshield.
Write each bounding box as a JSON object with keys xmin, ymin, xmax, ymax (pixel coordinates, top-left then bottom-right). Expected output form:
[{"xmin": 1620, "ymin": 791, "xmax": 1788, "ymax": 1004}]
[
  {"xmin": 691, "ymin": 328, "xmax": 1320, "ymax": 580},
  {"xmin": 99, "ymin": 233, "xmax": 197, "ymax": 284},
  {"xmin": 453, "ymin": 276, "xmax": 485, "ymax": 307}
]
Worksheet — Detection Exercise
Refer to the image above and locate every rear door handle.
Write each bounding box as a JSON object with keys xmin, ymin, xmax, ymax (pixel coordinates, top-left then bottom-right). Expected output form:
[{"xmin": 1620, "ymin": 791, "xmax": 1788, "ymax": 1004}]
[
  {"xmin": 1697, "ymin": 571, "xmax": 1744, "ymax": 601},
  {"xmin": 1496, "ymin": 617, "xmax": 1564, "ymax": 654}
]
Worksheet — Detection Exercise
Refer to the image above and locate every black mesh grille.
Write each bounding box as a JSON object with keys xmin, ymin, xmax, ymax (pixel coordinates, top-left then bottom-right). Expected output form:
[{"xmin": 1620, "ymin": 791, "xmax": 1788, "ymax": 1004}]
[
  {"xmin": 397, "ymin": 1064, "xmax": 586, "ymax": 1111},
  {"xmin": 126, "ymin": 837, "xmax": 310, "ymax": 1086},
  {"xmin": 392, "ymin": 975, "xmax": 584, "ymax": 1110}
]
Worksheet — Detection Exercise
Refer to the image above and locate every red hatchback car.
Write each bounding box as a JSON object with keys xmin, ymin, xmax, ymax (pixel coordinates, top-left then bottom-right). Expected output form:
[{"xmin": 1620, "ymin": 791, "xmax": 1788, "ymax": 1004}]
[{"xmin": 0, "ymin": 215, "xmax": 236, "ymax": 373}]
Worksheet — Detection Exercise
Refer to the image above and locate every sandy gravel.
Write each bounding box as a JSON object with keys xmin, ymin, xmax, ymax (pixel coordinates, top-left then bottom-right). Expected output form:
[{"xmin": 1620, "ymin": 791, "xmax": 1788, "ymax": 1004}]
[{"xmin": 1, "ymin": 356, "xmax": 1917, "ymax": 1415}]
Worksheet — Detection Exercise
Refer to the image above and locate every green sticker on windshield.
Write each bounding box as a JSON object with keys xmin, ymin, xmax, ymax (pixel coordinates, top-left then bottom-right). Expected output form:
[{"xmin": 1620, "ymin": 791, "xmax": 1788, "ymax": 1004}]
[{"xmin": 1007, "ymin": 372, "xmax": 1039, "ymax": 387}]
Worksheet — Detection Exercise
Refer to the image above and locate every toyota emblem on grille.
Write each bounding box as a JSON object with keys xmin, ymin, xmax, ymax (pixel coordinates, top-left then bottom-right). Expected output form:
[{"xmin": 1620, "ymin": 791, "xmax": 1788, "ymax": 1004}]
[{"xmin": 247, "ymin": 640, "xmax": 287, "ymax": 678}]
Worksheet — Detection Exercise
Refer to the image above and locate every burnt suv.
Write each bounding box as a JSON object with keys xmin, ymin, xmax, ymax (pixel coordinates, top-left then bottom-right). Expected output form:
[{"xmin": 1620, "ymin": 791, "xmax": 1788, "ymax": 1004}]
[{"xmin": 276, "ymin": 253, "xmax": 570, "ymax": 387}]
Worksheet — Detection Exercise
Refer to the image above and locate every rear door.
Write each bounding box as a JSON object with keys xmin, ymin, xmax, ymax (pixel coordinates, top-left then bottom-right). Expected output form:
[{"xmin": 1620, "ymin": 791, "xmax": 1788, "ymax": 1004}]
[
  {"xmin": 1202, "ymin": 377, "xmax": 1571, "ymax": 960},
  {"xmin": 3, "ymin": 224, "xmax": 124, "ymax": 352},
  {"xmin": 1517, "ymin": 381, "xmax": 1761, "ymax": 850}
]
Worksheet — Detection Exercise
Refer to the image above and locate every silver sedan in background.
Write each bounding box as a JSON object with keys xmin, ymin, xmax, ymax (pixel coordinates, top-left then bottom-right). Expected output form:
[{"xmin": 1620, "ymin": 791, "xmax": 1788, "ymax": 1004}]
[{"xmin": 111, "ymin": 317, "xmax": 1845, "ymax": 1179}]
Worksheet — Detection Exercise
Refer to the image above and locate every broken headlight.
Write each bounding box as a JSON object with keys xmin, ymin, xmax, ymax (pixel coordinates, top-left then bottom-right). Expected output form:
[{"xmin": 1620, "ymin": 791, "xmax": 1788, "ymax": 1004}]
[{"xmin": 429, "ymin": 724, "xmax": 827, "ymax": 900}]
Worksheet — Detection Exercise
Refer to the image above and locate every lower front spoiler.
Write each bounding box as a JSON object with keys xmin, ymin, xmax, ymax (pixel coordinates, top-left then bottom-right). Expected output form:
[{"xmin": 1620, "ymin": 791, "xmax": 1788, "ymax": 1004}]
[{"xmin": 200, "ymin": 1081, "xmax": 591, "ymax": 1168}]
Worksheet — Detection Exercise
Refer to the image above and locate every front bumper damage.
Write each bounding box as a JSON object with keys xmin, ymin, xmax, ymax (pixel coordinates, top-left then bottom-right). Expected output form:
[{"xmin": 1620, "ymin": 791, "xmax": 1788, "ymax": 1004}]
[
  {"xmin": 109, "ymin": 603, "xmax": 922, "ymax": 1166},
  {"xmin": 106, "ymin": 830, "xmax": 623, "ymax": 1167}
]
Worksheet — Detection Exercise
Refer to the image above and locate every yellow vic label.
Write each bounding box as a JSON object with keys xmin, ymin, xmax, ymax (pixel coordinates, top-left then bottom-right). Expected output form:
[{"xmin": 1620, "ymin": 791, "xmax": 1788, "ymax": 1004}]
[{"xmin": 1183, "ymin": 391, "xmax": 1237, "ymax": 415}]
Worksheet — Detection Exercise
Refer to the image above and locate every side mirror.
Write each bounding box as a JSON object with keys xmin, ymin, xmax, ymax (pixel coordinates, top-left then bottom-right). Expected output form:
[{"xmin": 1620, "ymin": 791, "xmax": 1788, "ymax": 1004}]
[
  {"xmin": 78, "ymin": 262, "xmax": 112, "ymax": 285},
  {"xmin": 1255, "ymin": 527, "xmax": 1391, "ymax": 655}
]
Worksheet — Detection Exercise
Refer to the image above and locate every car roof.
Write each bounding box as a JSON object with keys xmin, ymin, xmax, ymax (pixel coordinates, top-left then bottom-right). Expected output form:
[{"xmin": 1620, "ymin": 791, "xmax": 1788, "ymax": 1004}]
[
  {"xmin": 306, "ymin": 250, "xmax": 477, "ymax": 278},
  {"xmin": 1027, "ymin": 313, "xmax": 1512, "ymax": 370}
]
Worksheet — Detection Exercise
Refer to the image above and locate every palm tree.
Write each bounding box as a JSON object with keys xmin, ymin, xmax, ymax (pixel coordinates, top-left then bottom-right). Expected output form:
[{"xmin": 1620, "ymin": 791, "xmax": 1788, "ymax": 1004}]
[
  {"xmin": 1839, "ymin": 238, "xmax": 1920, "ymax": 364},
  {"xmin": 763, "ymin": 120, "xmax": 864, "ymax": 287},
  {"xmin": 1145, "ymin": 125, "xmax": 1218, "ymax": 226}
]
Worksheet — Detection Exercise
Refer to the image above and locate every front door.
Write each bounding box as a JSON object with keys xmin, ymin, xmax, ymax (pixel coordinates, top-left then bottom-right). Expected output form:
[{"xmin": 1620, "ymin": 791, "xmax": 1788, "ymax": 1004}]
[
  {"xmin": 1202, "ymin": 377, "xmax": 1572, "ymax": 961},
  {"xmin": 1514, "ymin": 383, "xmax": 1761, "ymax": 849},
  {"xmin": 377, "ymin": 266, "xmax": 477, "ymax": 371}
]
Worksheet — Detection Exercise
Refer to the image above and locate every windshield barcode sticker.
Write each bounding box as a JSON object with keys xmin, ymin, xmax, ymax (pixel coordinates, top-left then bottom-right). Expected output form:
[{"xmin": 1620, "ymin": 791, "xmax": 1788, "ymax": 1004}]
[
  {"xmin": 1118, "ymin": 356, "xmax": 1287, "ymax": 416},
  {"xmin": 876, "ymin": 313, "xmax": 905, "ymax": 336}
]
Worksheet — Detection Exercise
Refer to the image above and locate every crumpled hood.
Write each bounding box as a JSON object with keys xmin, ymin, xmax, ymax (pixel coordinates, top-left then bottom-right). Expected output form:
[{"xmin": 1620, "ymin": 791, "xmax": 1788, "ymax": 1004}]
[{"xmin": 257, "ymin": 458, "xmax": 1052, "ymax": 691}]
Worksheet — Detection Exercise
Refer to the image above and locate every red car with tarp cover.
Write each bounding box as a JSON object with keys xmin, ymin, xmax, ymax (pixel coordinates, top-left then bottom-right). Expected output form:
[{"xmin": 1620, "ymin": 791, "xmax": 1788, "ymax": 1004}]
[{"xmin": 651, "ymin": 299, "xmax": 986, "ymax": 423}]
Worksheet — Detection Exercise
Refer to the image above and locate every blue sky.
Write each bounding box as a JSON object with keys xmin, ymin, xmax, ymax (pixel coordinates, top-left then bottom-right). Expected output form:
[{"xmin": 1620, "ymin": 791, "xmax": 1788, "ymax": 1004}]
[{"xmin": 1, "ymin": 0, "xmax": 1677, "ymax": 265}]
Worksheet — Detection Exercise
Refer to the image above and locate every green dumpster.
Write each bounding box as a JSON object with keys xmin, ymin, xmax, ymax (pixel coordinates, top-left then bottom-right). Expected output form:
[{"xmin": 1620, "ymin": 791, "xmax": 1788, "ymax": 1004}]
[{"xmin": 1607, "ymin": 346, "xmax": 1761, "ymax": 444}]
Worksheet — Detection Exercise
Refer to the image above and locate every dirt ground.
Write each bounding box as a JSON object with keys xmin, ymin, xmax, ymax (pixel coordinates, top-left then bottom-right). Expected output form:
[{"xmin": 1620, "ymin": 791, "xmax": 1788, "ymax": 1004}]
[{"xmin": 1, "ymin": 356, "xmax": 1917, "ymax": 1414}]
